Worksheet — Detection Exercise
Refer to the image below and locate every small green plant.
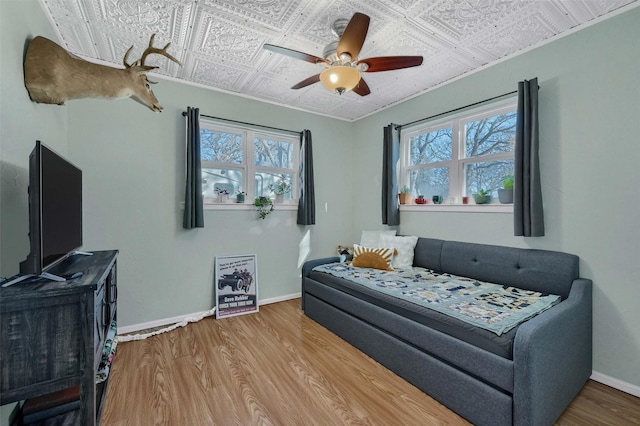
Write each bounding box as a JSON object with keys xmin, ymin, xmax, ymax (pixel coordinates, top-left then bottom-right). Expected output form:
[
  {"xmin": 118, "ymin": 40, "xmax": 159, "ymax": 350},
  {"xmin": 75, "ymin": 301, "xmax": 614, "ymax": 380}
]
[
  {"xmin": 474, "ymin": 189, "xmax": 491, "ymax": 204},
  {"xmin": 269, "ymin": 175, "xmax": 292, "ymax": 195},
  {"xmin": 254, "ymin": 196, "xmax": 274, "ymax": 219},
  {"xmin": 400, "ymin": 186, "xmax": 411, "ymax": 194},
  {"xmin": 503, "ymin": 175, "xmax": 515, "ymax": 190}
]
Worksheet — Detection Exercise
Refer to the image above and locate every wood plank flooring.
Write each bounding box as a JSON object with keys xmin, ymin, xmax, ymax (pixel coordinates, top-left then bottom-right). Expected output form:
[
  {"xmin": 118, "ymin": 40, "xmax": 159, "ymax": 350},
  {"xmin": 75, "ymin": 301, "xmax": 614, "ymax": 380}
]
[{"xmin": 102, "ymin": 299, "xmax": 640, "ymax": 425}]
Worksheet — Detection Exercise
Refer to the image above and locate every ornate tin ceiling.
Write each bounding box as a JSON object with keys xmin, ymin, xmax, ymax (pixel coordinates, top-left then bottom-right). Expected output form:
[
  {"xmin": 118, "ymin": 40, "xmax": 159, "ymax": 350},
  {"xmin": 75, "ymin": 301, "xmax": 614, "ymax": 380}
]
[{"xmin": 39, "ymin": 0, "xmax": 637, "ymax": 121}]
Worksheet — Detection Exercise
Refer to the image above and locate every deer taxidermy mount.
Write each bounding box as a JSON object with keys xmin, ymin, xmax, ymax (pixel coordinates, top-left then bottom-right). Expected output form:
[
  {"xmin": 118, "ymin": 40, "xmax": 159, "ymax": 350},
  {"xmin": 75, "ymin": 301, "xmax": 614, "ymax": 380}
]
[{"xmin": 24, "ymin": 34, "xmax": 182, "ymax": 112}]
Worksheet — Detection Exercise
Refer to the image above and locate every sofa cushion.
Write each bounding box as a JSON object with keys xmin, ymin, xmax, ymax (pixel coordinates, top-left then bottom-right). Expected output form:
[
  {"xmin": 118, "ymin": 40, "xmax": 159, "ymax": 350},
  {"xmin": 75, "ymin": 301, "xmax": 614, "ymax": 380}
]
[
  {"xmin": 413, "ymin": 237, "xmax": 445, "ymax": 271},
  {"xmin": 307, "ymin": 270, "xmax": 519, "ymax": 359}
]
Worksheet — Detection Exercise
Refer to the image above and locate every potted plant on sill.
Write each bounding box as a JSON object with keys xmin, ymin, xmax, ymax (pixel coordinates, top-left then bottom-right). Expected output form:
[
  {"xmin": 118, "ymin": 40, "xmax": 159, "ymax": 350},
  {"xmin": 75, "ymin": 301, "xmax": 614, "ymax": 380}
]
[
  {"xmin": 473, "ymin": 189, "xmax": 492, "ymax": 204},
  {"xmin": 215, "ymin": 187, "xmax": 230, "ymax": 203},
  {"xmin": 254, "ymin": 196, "xmax": 274, "ymax": 219},
  {"xmin": 498, "ymin": 175, "xmax": 514, "ymax": 204},
  {"xmin": 269, "ymin": 175, "xmax": 292, "ymax": 204},
  {"xmin": 399, "ymin": 186, "xmax": 412, "ymax": 204},
  {"xmin": 415, "ymin": 194, "xmax": 427, "ymax": 204},
  {"xmin": 236, "ymin": 190, "xmax": 246, "ymax": 203}
]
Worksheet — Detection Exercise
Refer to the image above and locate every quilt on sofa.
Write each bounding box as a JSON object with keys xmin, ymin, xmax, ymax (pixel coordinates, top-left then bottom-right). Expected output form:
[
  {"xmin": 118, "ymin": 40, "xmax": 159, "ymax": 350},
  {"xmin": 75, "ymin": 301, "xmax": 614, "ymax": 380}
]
[{"xmin": 312, "ymin": 262, "xmax": 560, "ymax": 336}]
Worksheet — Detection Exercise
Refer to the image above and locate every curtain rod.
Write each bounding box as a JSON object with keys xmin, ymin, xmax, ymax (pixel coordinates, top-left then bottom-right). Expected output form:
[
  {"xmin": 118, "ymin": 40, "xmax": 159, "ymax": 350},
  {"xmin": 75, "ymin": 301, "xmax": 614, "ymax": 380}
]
[
  {"xmin": 182, "ymin": 111, "xmax": 302, "ymax": 135},
  {"xmin": 397, "ymin": 89, "xmax": 518, "ymax": 130}
]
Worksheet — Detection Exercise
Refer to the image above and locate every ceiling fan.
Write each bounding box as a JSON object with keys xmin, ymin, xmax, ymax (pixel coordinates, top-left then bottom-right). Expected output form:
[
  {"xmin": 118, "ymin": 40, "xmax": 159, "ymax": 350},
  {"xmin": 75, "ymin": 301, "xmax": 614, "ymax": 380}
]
[{"xmin": 264, "ymin": 12, "xmax": 423, "ymax": 96}]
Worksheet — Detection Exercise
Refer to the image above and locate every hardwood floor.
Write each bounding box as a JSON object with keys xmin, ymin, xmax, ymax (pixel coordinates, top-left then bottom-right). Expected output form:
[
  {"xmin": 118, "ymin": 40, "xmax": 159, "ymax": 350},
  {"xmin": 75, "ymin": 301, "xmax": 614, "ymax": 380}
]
[{"xmin": 102, "ymin": 299, "xmax": 640, "ymax": 425}]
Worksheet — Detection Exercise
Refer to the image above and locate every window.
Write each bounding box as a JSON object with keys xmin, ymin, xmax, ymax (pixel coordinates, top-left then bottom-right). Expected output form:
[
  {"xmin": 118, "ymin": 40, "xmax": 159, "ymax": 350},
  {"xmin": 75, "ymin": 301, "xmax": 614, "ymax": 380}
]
[
  {"xmin": 401, "ymin": 102, "xmax": 517, "ymax": 203},
  {"xmin": 200, "ymin": 120, "xmax": 299, "ymax": 205}
]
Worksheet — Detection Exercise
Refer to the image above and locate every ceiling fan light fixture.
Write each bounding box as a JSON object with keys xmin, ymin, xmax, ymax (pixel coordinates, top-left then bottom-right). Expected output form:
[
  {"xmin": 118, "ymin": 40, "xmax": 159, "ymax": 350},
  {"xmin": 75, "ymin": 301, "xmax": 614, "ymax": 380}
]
[
  {"xmin": 319, "ymin": 66, "xmax": 361, "ymax": 95},
  {"xmin": 339, "ymin": 52, "xmax": 352, "ymax": 62}
]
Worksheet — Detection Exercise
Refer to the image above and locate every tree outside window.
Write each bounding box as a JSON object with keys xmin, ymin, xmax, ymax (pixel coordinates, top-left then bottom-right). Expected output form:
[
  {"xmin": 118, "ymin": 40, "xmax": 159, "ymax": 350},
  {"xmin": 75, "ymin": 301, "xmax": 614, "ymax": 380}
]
[
  {"xmin": 200, "ymin": 122, "xmax": 299, "ymax": 203},
  {"xmin": 463, "ymin": 112, "xmax": 516, "ymax": 197},
  {"xmin": 254, "ymin": 137, "xmax": 296, "ymax": 200},
  {"xmin": 402, "ymin": 103, "xmax": 516, "ymax": 202},
  {"xmin": 408, "ymin": 126, "xmax": 452, "ymax": 199}
]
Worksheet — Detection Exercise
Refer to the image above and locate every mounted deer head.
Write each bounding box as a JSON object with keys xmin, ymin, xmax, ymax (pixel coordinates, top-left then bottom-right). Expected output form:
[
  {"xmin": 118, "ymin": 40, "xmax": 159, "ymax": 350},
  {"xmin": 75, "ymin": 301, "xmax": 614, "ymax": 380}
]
[{"xmin": 24, "ymin": 34, "xmax": 182, "ymax": 112}]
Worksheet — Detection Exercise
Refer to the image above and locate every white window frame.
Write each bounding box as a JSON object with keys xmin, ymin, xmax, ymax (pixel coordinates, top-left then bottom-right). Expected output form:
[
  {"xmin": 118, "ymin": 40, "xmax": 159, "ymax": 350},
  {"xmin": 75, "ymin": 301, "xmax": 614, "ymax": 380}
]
[
  {"xmin": 200, "ymin": 119, "xmax": 300, "ymax": 210},
  {"xmin": 400, "ymin": 100, "xmax": 516, "ymax": 212}
]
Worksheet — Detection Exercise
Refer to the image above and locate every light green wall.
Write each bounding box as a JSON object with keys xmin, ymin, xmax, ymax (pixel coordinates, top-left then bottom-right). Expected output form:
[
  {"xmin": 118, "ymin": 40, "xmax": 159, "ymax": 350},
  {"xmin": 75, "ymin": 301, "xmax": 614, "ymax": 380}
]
[
  {"xmin": 66, "ymin": 85, "xmax": 355, "ymax": 327},
  {"xmin": 1, "ymin": 0, "xmax": 639, "ymax": 405},
  {"xmin": 352, "ymin": 7, "xmax": 640, "ymax": 388},
  {"xmin": 0, "ymin": 1, "xmax": 70, "ymax": 421},
  {"xmin": 0, "ymin": 0, "xmax": 68, "ymax": 278}
]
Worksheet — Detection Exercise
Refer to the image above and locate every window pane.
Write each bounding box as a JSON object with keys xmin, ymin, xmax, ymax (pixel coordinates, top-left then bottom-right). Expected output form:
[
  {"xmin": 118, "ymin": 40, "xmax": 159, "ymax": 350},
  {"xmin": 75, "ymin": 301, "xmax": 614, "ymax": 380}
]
[
  {"xmin": 409, "ymin": 128, "xmax": 453, "ymax": 165},
  {"xmin": 465, "ymin": 160, "xmax": 514, "ymax": 197},
  {"xmin": 255, "ymin": 172, "xmax": 294, "ymax": 199},
  {"xmin": 410, "ymin": 167, "xmax": 449, "ymax": 199},
  {"xmin": 202, "ymin": 167, "xmax": 244, "ymax": 198},
  {"xmin": 201, "ymin": 129, "xmax": 243, "ymax": 164},
  {"xmin": 465, "ymin": 112, "xmax": 516, "ymax": 158},
  {"xmin": 254, "ymin": 137, "xmax": 294, "ymax": 168}
]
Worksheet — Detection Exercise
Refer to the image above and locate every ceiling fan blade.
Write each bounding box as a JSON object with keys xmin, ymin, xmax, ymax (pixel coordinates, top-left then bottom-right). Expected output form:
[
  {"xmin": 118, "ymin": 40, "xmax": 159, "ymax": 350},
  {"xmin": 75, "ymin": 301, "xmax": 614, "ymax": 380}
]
[
  {"xmin": 358, "ymin": 56, "xmax": 424, "ymax": 72},
  {"xmin": 352, "ymin": 77, "xmax": 371, "ymax": 96},
  {"xmin": 264, "ymin": 44, "xmax": 329, "ymax": 65},
  {"xmin": 291, "ymin": 74, "xmax": 321, "ymax": 89},
  {"xmin": 337, "ymin": 13, "xmax": 370, "ymax": 60}
]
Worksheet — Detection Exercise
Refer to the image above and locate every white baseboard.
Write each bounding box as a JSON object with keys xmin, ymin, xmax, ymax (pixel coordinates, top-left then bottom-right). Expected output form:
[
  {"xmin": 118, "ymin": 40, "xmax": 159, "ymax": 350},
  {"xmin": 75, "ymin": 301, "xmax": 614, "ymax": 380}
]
[
  {"xmin": 591, "ymin": 371, "xmax": 640, "ymax": 398},
  {"xmin": 117, "ymin": 297, "xmax": 640, "ymax": 400},
  {"xmin": 117, "ymin": 293, "xmax": 301, "ymax": 335},
  {"xmin": 260, "ymin": 292, "xmax": 301, "ymax": 305}
]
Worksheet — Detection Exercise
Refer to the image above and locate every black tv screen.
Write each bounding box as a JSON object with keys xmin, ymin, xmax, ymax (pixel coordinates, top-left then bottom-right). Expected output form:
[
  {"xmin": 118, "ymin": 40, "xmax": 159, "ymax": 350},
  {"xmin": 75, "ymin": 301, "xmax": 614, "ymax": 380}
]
[{"xmin": 20, "ymin": 141, "xmax": 83, "ymax": 276}]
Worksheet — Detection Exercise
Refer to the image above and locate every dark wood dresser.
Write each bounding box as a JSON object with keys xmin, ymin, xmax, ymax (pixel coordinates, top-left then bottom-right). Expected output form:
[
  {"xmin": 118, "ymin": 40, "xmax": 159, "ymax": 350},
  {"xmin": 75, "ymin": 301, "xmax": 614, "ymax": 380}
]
[{"xmin": 0, "ymin": 250, "xmax": 118, "ymax": 425}]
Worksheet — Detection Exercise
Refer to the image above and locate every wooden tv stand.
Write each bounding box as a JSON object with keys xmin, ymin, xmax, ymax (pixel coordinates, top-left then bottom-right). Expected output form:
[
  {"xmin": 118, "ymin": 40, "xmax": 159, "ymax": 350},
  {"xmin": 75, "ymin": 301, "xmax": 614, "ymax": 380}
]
[{"xmin": 0, "ymin": 250, "xmax": 118, "ymax": 425}]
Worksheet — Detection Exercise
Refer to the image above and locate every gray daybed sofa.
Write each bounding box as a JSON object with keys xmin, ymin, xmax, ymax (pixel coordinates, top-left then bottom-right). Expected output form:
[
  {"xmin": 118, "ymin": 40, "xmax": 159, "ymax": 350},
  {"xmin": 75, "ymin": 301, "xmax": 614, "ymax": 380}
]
[{"xmin": 301, "ymin": 237, "xmax": 592, "ymax": 426}]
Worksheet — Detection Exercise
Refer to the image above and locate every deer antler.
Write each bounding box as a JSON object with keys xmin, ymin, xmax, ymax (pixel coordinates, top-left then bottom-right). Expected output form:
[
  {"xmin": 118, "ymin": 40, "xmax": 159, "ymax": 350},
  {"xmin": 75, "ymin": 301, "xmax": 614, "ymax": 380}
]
[
  {"xmin": 123, "ymin": 45, "xmax": 136, "ymax": 68},
  {"xmin": 140, "ymin": 34, "xmax": 183, "ymax": 67},
  {"xmin": 122, "ymin": 34, "xmax": 183, "ymax": 69}
]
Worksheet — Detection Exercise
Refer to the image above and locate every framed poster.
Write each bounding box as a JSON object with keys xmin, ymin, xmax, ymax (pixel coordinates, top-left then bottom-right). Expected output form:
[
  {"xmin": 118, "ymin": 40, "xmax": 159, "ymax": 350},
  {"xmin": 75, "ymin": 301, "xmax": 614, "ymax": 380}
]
[{"xmin": 215, "ymin": 254, "xmax": 259, "ymax": 319}]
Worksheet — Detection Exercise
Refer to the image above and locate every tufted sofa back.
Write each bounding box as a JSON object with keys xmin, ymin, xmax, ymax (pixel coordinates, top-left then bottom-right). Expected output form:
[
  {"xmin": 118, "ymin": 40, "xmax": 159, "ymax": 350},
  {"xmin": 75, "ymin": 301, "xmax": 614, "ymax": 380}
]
[{"xmin": 413, "ymin": 238, "xmax": 579, "ymax": 299}]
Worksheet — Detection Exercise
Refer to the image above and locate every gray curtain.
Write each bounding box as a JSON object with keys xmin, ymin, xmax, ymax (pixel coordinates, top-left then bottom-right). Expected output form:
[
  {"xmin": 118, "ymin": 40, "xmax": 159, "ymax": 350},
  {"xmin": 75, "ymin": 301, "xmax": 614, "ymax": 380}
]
[
  {"xmin": 382, "ymin": 124, "xmax": 400, "ymax": 226},
  {"xmin": 514, "ymin": 78, "xmax": 544, "ymax": 236},
  {"xmin": 183, "ymin": 106, "xmax": 204, "ymax": 229},
  {"xmin": 297, "ymin": 129, "xmax": 315, "ymax": 225}
]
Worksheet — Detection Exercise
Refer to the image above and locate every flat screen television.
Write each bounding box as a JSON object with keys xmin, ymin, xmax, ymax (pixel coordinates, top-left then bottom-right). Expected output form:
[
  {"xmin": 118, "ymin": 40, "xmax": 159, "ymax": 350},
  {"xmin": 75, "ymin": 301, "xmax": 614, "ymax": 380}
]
[{"xmin": 19, "ymin": 140, "xmax": 83, "ymax": 279}]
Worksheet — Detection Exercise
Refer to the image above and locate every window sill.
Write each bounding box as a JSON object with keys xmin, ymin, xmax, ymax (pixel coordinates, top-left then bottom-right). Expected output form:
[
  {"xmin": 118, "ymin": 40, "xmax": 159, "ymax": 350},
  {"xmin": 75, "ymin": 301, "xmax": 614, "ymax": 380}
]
[
  {"xmin": 203, "ymin": 201, "xmax": 298, "ymax": 211},
  {"xmin": 400, "ymin": 203, "xmax": 513, "ymax": 213}
]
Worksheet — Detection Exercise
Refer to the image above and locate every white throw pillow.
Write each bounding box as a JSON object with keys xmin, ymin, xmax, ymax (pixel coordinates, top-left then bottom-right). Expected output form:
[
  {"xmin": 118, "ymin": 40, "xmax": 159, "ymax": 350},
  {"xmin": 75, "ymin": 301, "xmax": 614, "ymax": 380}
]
[
  {"xmin": 359, "ymin": 230, "xmax": 397, "ymax": 248},
  {"xmin": 378, "ymin": 234, "xmax": 419, "ymax": 269}
]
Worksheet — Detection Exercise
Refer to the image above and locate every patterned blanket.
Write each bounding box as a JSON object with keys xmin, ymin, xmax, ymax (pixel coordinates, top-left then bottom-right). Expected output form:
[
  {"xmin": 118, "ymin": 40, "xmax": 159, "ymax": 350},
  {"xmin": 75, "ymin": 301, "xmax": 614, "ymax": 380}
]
[
  {"xmin": 312, "ymin": 263, "xmax": 560, "ymax": 335},
  {"xmin": 96, "ymin": 319, "xmax": 117, "ymax": 384}
]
